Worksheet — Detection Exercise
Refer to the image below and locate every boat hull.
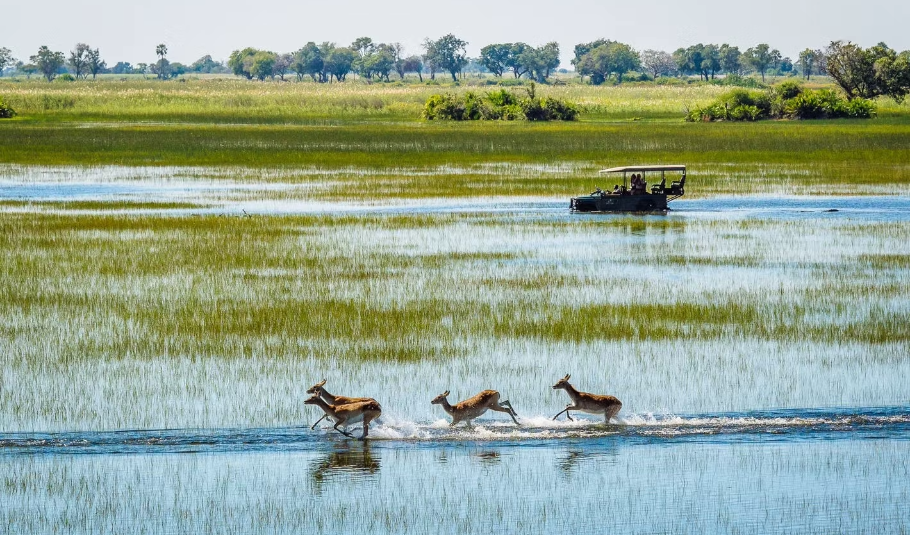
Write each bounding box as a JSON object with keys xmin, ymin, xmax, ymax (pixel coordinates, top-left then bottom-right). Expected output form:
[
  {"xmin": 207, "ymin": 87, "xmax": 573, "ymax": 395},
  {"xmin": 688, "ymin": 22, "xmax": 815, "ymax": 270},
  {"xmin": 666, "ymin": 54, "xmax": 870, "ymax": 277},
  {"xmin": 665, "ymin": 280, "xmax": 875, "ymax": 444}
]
[{"xmin": 571, "ymin": 193, "xmax": 668, "ymax": 213}]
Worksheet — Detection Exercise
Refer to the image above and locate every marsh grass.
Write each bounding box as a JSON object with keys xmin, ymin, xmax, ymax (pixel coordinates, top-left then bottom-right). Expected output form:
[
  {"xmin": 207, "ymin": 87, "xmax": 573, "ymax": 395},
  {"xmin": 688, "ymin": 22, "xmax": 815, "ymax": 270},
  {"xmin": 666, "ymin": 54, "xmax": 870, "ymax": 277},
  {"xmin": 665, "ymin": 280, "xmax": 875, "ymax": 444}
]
[
  {"xmin": 1, "ymin": 123, "xmax": 909, "ymax": 197},
  {"xmin": 2, "ymin": 79, "xmax": 909, "ymax": 196},
  {"xmin": 0, "ymin": 200, "xmax": 204, "ymax": 210},
  {"xmin": 1, "ymin": 210, "xmax": 908, "ymax": 430}
]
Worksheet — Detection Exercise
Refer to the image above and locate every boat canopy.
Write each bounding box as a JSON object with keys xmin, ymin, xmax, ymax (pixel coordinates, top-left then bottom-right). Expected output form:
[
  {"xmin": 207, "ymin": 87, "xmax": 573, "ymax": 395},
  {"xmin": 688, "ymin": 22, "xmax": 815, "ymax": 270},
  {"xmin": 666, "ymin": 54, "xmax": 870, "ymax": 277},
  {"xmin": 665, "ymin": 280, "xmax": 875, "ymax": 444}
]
[{"xmin": 599, "ymin": 165, "xmax": 686, "ymax": 174}]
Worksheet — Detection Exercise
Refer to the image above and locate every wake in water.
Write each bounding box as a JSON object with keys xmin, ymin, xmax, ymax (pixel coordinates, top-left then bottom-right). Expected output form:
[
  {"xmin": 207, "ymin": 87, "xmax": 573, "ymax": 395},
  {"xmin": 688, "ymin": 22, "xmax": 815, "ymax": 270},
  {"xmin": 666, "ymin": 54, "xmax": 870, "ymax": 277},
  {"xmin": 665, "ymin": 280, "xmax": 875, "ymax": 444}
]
[
  {"xmin": 1, "ymin": 407, "xmax": 908, "ymax": 455},
  {"xmin": 369, "ymin": 406, "xmax": 910, "ymax": 441}
]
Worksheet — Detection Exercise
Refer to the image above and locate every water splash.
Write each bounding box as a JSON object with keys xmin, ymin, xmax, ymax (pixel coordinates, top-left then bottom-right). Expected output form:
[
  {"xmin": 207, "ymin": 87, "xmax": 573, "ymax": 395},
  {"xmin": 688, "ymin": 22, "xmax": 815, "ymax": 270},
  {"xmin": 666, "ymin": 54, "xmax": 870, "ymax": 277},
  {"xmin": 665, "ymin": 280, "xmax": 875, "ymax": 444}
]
[{"xmin": 2, "ymin": 407, "xmax": 907, "ymax": 455}]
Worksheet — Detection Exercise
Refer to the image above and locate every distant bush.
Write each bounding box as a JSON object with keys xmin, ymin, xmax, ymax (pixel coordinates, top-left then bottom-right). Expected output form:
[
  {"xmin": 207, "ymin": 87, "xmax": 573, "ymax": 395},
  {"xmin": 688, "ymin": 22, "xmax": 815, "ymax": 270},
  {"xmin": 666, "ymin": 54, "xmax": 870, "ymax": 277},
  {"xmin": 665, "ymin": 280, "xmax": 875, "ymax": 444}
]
[
  {"xmin": 423, "ymin": 83, "xmax": 578, "ymax": 121},
  {"xmin": 55, "ymin": 73, "xmax": 76, "ymax": 82},
  {"xmin": 687, "ymin": 82, "xmax": 875, "ymax": 122},
  {"xmin": 709, "ymin": 74, "xmax": 766, "ymax": 89},
  {"xmin": 495, "ymin": 78, "xmax": 527, "ymax": 87},
  {"xmin": 0, "ymin": 96, "xmax": 15, "ymax": 118}
]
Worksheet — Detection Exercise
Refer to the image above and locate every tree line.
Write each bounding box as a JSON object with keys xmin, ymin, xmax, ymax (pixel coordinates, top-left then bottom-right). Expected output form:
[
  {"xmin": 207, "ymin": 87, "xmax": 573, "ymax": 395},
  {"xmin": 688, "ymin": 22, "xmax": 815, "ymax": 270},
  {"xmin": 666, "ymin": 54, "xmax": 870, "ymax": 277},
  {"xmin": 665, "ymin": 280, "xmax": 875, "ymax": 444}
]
[{"xmin": 2, "ymin": 37, "xmax": 908, "ymax": 102}]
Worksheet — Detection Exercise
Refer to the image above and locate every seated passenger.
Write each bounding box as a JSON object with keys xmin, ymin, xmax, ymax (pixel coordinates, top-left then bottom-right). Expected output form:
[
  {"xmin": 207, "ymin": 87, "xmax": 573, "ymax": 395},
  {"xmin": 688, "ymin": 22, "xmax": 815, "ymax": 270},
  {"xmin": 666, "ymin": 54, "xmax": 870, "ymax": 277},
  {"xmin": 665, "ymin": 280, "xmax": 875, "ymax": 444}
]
[{"xmin": 613, "ymin": 185, "xmax": 620, "ymax": 193}]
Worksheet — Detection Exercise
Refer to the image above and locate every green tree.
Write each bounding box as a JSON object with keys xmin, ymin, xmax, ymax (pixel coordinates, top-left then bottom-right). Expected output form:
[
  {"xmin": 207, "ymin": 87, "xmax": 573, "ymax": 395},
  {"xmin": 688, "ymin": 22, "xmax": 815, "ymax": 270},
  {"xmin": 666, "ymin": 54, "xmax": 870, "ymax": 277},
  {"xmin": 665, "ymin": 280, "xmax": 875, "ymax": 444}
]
[
  {"xmin": 702, "ymin": 44, "xmax": 721, "ymax": 79},
  {"xmin": 30, "ymin": 46, "xmax": 65, "ymax": 82},
  {"xmin": 506, "ymin": 43, "xmax": 531, "ymax": 78},
  {"xmin": 826, "ymin": 41, "xmax": 910, "ymax": 102},
  {"xmin": 0, "ymin": 47, "xmax": 16, "ymax": 77},
  {"xmin": 86, "ymin": 48, "xmax": 105, "ymax": 79},
  {"xmin": 323, "ymin": 46, "xmax": 355, "ymax": 82},
  {"xmin": 479, "ymin": 43, "xmax": 512, "ymax": 77},
  {"xmin": 249, "ymin": 51, "xmax": 277, "ymax": 80},
  {"xmin": 391, "ymin": 43, "xmax": 406, "ymax": 80},
  {"xmin": 514, "ymin": 42, "xmax": 560, "ymax": 82},
  {"xmin": 798, "ymin": 49, "xmax": 816, "ymax": 80},
  {"xmin": 68, "ymin": 43, "xmax": 91, "ymax": 79},
  {"xmin": 719, "ymin": 44, "xmax": 743, "ymax": 75},
  {"xmin": 368, "ymin": 44, "xmax": 396, "ymax": 81},
  {"xmin": 228, "ymin": 47, "xmax": 258, "ymax": 79},
  {"xmin": 351, "ymin": 37, "xmax": 375, "ymax": 78},
  {"xmin": 745, "ymin": 44, "xmax": 781, "ymax": 82},
  {"xmin": 572, "ymin": 39, "xmax": 610, "ymax": 72},
  {"xmin": 673, "ymin": 45, "xmax": 704, "ymax": 79},
  {"xmin": 525, "ymin": 42, "xmax": 560, "ymax": 82},
  {"xmin": 154, "ymin": 44, "xmax": 170, "ymax": 80},
  {"xmin": 779, "ymin": 57, "xmax": 794, "ymax": 74},
  {"xmin": 190, "ymin": 55, "xmax": 221, "ymax": 73},
  {"xmin": 578, "ymin": 41, "xmax": 639, "ymax": 84},
  {"xmin": 424, "ymin": 34, "xmax": 468, "ymax": 82},
  {"xmin": 402, "ymin": 55, "xmax": 423, "ymax": 81},
  {"xmin": 111, "ymin": 62, "xmax": 133, "ymax": 74},
  {"xmin": 351, "ymin": 37, "xmax": 374, "ymax": 58},
  {"xmin": 169, "ymin": 62, "xmax": 186, "ymax": 77},
  {"xmin": 293, "ymin": 42, "xmax": 324, "ymax": 82},
  {"xmin": 674, "ymin": 44, "xmax": 719, "ymax": 80},
  {"xmin": 21, "ymin": 63, "xmax": 39, "ymax": 79},
  {"xmin": 273, "ymin": 53, "xmax": 293, "ymax": 81}
]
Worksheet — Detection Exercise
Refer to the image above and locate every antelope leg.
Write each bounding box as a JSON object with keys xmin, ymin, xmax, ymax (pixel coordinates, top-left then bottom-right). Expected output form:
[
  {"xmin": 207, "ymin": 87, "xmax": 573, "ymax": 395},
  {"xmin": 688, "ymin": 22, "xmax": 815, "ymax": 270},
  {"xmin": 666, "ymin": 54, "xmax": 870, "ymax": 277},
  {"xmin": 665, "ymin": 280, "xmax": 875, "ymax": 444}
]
[
  {"xmin": 311, "ymin": 414, "xmax": 327, "ymax": 430},
  {"xmin": 491, "ymin": 402, "xmax": 519, "ymax": 424}
]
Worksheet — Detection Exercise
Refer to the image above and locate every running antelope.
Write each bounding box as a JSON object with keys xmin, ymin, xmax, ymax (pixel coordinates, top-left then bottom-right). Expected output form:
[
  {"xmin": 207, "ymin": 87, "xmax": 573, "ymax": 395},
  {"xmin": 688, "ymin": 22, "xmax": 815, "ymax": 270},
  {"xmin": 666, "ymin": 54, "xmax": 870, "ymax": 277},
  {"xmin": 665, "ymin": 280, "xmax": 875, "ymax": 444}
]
[
  {"xmin": 431, "ymin": 390, "xmax": 519, "ymax": 426},
  {"xmin": 306, "ymin": 379, "xmax": 378, "ymax": 429},
  {"xmin": 552, "ymin": 374, "xmax": 622, "ymax": 423},
  {"xmin": 304, "ymin": 394, "xmax": 382, "ymax": 440}
]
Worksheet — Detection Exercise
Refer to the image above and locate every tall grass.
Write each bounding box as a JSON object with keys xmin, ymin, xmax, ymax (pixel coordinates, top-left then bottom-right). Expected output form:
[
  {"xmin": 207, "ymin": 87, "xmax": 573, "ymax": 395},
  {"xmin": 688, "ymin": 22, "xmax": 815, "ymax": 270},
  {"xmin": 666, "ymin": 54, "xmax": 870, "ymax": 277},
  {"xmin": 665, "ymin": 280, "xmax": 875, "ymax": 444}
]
[
  {"xmin": 1, "ymin": 122, "xmax": 909, "ymax": 196},
  {"xmin": 1, "ymin": 211, "xmax": 908, "ymax": 430},
  {"xmin": 2, "ymin": 79, "xmax": 909, "ymax": 196}
]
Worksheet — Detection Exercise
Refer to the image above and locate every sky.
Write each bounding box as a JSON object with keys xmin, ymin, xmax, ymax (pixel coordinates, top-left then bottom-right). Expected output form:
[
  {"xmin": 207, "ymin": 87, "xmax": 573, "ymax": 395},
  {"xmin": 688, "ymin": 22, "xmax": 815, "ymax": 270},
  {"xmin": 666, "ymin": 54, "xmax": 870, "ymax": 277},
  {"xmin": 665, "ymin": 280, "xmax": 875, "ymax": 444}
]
[{"xmin": 4, "ymin": 0, "xmax": 910, "ymax": 67}]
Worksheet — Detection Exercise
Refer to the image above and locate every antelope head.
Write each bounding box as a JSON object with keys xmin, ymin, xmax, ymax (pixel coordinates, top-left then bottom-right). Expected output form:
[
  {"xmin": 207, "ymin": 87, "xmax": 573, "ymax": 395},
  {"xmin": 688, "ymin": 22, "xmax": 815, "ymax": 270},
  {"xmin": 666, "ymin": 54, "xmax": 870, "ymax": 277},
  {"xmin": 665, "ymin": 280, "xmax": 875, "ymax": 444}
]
[
  {"xmin": 430, "ymin": 391, "xmax": 450, "ymax": 405},
  {"xmin": 303, "ymin": 394, "xmax": 323, "ymax": 406},
  {"xmin": 552, "ymin": 374, "xmax": 571, "ymax": 390},
  {"xmin": 306, "ymin": 379, "xmax": 327, "ymax": 395}
]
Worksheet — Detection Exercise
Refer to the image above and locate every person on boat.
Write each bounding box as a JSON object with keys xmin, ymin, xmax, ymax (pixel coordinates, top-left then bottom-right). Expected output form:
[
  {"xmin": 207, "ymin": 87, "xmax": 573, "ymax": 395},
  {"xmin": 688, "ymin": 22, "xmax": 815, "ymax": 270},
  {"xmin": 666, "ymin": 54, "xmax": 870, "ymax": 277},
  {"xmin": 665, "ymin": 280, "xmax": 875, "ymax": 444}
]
[{"xmin": 613, "ymin": 185, "xmax": 620, "ymax": 194}]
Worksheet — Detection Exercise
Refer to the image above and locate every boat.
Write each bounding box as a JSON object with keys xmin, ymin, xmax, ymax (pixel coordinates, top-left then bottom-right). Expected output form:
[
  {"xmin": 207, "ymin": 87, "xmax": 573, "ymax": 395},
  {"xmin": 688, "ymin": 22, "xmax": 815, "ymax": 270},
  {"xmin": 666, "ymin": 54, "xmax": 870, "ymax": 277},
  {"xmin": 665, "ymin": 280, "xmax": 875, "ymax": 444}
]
[{"xmin": 570, "ymin": 165, "xmax": 686, "ymax": 213}]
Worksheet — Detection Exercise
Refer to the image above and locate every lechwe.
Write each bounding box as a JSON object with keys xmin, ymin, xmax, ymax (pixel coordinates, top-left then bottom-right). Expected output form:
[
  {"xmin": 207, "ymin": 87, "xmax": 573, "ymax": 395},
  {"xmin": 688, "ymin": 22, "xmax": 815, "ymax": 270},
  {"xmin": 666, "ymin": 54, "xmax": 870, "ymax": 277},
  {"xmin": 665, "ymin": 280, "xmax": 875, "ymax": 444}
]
[
  {"xmin": 304, "ymin": 395, "xmax": 382, "ymax": 440},
  {"xmin": 552, "ymin": 374, "xmax": 622, "ymax": 423},
  {"xmin": 306, "ymin": 379, "xmax": 378, "ymax": 429},
  {"xmin": 431, "ymin": 390, "xmax": 519, "ymax": 426}
]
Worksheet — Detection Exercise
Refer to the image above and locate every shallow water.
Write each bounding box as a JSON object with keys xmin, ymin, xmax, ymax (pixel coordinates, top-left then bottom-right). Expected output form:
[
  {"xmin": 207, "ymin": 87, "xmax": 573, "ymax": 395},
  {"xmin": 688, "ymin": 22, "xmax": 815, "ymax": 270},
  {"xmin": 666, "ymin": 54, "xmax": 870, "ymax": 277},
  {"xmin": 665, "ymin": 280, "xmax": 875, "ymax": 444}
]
[
  {"xmin": 2, "ymin": 407, "xmax": 908, "ymax": 534},
  {"xmin": 2, "ymin": 167, "xmax": 910, "ymax": 532}
]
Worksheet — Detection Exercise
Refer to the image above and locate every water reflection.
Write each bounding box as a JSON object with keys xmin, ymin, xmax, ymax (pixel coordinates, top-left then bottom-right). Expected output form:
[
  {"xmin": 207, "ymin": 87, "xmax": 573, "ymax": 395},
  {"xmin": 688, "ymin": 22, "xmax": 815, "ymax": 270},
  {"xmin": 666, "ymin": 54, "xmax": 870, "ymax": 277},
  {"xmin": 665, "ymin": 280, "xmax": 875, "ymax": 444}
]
[
  {"xmin": 473, "ymin": 450, "xmax": 502, "ymax": 465},
  {"xmin": 309, "ymin": 442, "xmax": 380, "ymax": 494},
  {"xmin": 556, "ymin": 443, "xmax": 619, "ymax": 476}
]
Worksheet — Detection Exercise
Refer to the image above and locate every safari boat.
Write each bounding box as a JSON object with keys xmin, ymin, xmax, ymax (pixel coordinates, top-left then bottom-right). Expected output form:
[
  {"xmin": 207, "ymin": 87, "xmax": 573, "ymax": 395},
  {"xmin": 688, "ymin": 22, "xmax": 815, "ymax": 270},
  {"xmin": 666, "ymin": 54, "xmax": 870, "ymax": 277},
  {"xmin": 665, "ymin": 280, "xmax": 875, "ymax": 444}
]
[{"xmin": 570, "ymin": 165, "xmax": 686, "ymax": 213}]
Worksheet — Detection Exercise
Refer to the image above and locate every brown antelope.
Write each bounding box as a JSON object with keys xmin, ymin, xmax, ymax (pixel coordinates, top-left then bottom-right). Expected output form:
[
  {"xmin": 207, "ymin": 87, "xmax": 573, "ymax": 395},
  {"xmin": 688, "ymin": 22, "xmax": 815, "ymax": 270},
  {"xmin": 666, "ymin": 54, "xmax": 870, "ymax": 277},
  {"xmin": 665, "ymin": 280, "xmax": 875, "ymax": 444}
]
[
  {"xmin": 552, "ymin": 374, "xmax": 622, "ymax": 423},
  {"xmin": 431, "ymin": 390, "xmax": 519, "ymax": 426},
  {"xmin": 304, "ymin": 394, "xmax": 382, "ymax": 440},
  {"xmin": 306, "ymin": 379, "xmax": 378, "ymax": 430}
]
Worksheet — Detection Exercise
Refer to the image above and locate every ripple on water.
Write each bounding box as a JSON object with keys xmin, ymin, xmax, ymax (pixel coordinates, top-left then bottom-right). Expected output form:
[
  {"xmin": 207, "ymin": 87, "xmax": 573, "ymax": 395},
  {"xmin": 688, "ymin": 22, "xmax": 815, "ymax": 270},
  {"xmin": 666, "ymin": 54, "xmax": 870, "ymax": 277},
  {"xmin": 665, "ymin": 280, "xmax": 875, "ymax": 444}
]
[{"xmin": 1, "ymin": 407, "xmax": 907, "ymax": 456}]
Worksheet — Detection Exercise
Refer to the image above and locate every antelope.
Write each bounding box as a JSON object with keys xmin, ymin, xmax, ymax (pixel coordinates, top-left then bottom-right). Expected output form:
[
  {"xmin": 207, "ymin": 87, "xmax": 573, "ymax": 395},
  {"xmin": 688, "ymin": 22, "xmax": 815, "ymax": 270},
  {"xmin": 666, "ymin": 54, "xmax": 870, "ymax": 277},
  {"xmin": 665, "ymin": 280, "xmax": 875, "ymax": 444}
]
[
  {"xmin": 431, "ymin": 390, "xmax": 519, "ymax": 426},
  {"xmin": 306, "ymin": 379, "xmax": 378, "ymax": 430},
  {"xmin": 304, "ymin": 394, "xmax": 382, "ymax": 440},
  {"xmin": 552, "ymin": 374, "xmax": 622, "ymax": 423}
]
